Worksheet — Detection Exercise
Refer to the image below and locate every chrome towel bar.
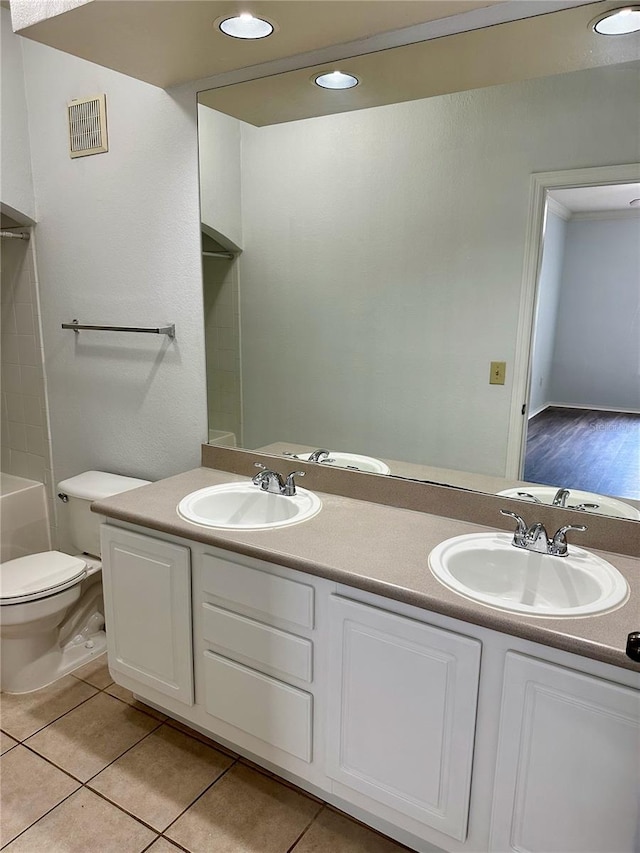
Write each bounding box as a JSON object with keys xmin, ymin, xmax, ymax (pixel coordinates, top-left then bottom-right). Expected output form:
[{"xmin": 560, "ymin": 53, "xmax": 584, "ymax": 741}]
[{"xmin": 62, "ymin": 320, "xmax": 175, "ymax": 338}]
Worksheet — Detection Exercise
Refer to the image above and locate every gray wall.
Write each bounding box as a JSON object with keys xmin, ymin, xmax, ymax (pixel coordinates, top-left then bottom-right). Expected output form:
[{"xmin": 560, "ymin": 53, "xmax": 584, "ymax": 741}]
[
  {"xmin": 15, "ymin": 30, "xmax": 207, "ymax": 485},
  {"xmin": 236, "ymin": 64, "xmax": 640, "ymax": 475},
  {"xmin": 529, "ymin": 210, "xmax": 567, "ymax": 416},
  {"xmin": 549, "ymin": 216, "xmax": 640, "ymax": 411},
  {"xmin": 0, "ymin": 7, "xmax": 35, "ymax": 222}
]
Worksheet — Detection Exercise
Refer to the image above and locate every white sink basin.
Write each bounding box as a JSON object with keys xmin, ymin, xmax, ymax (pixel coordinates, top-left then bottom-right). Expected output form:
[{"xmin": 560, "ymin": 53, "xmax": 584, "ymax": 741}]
[
  {"xmin": 428, "ymin": 532, "xmax": 629, "ymax": 617},
  {"xmin": 177, "ymin": 482, "xmax": 321, "ymax": 530},
  {"xmin": 497, "ymin": 486, "xmax": 640, "ymax": 520},
  {"xmin": 296, "ymin": 451, "xmax": 390, "ymax": 475}
]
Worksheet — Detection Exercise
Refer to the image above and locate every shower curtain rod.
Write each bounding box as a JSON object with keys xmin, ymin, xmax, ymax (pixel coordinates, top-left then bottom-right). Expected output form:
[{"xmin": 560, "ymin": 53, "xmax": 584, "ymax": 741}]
[{"xmin": 0, "ymin": 231, "xmax": 30, "ymax": 240}]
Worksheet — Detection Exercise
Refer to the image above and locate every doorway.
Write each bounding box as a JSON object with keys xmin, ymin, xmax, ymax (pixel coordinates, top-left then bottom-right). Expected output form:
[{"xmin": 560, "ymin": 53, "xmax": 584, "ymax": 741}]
[{"xmin": 522, "ymin": 179, "xmax": 640, "ymax": 500}]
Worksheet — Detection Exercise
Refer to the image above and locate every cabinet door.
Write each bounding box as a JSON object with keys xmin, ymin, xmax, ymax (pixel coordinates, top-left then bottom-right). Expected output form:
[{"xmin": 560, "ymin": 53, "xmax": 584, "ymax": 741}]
[
  {"xmin": 490, "ymin": 652, "xmax": 640, "ymax": 853},
  {"xmin": 101, "ymin": 525, "xmax": 194, "ymax": 705},
  {"xmin": 327, "ymin": 596, "xmax": 481, "ymax": 841}
]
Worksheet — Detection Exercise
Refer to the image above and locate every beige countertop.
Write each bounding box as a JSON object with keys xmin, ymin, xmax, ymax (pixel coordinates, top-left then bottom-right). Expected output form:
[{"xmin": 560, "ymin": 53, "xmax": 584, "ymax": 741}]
[{"xmin": 93, "ymin": 467, "xmax": 640, "ymax": 673}]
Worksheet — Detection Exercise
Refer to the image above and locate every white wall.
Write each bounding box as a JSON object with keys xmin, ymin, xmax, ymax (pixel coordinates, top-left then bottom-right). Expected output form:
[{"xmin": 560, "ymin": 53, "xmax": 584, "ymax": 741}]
[
  {"xmin": 1, "ymin": 6, "xmax": 35, "ymax": 222},
  {"xmin": 549, "ymin": 216, "xmax": 640, "ymax": 411},
  {"xmin": 19, "ymin": 35, "xmax": 207, "ymax": 485},
  {"xmin": 198, "ymin": 104, "xmax": 243, "ymax": 250},
  {"xmin": 237, "ymin": 64, "xmax": 640, "ymax": 474},
  {"xmin": 529, "ymin": 209, "xmax": 567, "ymax": 416}
]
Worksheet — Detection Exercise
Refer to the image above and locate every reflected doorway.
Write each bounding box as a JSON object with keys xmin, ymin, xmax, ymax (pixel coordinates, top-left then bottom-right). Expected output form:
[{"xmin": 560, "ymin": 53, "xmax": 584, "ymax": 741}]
[{"xmin": 523, "ymin": 182, "xmax": 640, "ymax": 500}]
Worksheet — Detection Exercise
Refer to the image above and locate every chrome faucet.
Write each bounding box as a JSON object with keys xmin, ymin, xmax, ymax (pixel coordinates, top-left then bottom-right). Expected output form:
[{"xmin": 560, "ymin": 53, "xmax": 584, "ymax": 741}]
[
  {"xmin": 307, "ymin": 449, "xmax": 332, "ymax": 463},
  {"xmin": 252, "ymin": 463, "xmax": 305, "ymax": 496},
  {"xmin": 552, "ymin": 488, "xmax": 571, "ymax": 507},
  {"xmin": 500, "ymin": 510, "xmax": 587, "ymax": 556}
]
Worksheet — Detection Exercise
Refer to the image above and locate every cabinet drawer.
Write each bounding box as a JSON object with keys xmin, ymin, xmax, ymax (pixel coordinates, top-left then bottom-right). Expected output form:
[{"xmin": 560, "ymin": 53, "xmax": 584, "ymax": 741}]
[
  {"xmin": 202, "ymin": 603, "xmax": 312, "ymax": 683},
  {"xmin": 203, "ymin": 651, "xmax": 313, "ymax": 762},
  {"xmin": 201, "ymin": 553, "xmax": 314, "ymax": 630}
]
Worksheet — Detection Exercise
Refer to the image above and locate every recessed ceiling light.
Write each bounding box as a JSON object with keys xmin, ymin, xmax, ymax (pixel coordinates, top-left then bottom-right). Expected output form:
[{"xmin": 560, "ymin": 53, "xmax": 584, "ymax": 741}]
[
  {"xmin": 591, "ymin": 6, "xmax": 640, "ymax": 35},
  {"xmin": 218, "ymin": 13, "xmax": 274, "ymax": 39},
  {"xmin": 313, "ymin": 71, "xmax": 359, "ymax": 90}
]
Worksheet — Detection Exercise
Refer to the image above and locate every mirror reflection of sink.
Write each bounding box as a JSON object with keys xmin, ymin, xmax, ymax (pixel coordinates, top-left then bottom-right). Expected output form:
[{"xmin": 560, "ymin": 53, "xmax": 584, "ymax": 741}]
[
  {"xmin": 497, "ymin": 486, "xmax": 640, "ymax": 520},
  {"xmin": 428, "ymin": 532, "xmax": 629, "ymax": 617},
  {"xmin": 295, "ymin": 451, "xmax": 390, "ymax": 475},
  {"xmin": 177, "ymin": 482, "xmax": 321, "ymax": 530}
]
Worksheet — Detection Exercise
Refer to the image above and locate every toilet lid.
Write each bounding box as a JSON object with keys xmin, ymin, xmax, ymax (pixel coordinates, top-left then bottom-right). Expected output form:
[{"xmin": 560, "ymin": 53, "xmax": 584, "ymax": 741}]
[{"xmin": 0, "ymin": 552, "xmax": 87, "ymax": 605}]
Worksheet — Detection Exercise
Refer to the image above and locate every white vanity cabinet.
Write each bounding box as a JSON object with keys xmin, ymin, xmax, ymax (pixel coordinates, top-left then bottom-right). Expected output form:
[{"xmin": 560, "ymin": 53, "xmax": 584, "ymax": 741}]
[
  {"xmin": 326, "ymin": 596, "xmax": 481, "ymax": 842},
  {"xmin": 100, "ymin": 526, "xmax": 194, "ymax": 704},
  {"xmin": 489, "ymin": 652, "xmax": 640, "ymax": 853},
  {"xmin": 99, "ymin": 520, "xmax": 639, "ymax": 853},
  {"xmin": 192, "ymin": 548, "xmax": 322, "ymax": 777}
]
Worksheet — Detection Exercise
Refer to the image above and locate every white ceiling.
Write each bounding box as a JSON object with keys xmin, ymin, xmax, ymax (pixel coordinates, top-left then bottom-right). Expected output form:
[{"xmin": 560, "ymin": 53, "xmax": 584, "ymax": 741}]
[
  {"xmin": 549, "ymin": 183, "xmax": 640, "ymax": 213},
  {"xmin": 198, "ymin": 1, "xmax": 640, "ymax": 125},
  {"xmin": 10, "ymin": 0, "xmax": 506, "ymax": 88},
  {"xmin": 10, "ymin": 0, "xmax": 611, "ymax": 92}
]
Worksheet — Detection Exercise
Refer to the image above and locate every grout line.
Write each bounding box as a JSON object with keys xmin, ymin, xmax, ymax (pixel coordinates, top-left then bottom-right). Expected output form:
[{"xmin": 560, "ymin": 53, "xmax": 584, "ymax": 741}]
[
  {"xmin": 286, "ymin": 803, "xmax": 325, "ymax": 853},
  {"xmin": 0, "ymin": 784, "xmax": 80, "ymax": 850},
  {"xmin": 160, "ymin": 757, "xmax": 239, "ymax": 837},
  {"xmin": 2, "ymin": 687, "xmax": 100, "ymax": 744}
]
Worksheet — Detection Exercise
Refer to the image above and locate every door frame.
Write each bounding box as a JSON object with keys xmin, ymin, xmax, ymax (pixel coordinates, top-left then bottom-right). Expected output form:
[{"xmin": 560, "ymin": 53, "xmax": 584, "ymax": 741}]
[{"xmin": 504, "ymin": 162, "xmax": 640, "ymax": 479}]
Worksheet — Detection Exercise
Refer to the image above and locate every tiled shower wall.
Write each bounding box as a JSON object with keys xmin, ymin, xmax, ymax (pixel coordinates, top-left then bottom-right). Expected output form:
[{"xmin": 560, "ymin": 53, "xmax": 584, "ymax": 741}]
[
  {"xmin": 1, "ymin": 232, "xmax": 58, "ymax": 546},
  {"xmin": 202, "ymin": 254, "xmax": 242, "ymax": 445}
]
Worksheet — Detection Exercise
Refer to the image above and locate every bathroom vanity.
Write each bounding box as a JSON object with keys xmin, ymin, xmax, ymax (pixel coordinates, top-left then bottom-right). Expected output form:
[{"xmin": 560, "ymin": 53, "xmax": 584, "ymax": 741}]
[{"xmin": 94, "ymin": 466, "xmax": 640, "ymax": 853}]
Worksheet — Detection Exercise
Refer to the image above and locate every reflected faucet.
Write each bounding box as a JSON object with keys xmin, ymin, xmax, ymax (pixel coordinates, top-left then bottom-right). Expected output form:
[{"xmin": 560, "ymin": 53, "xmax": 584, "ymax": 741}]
[
  {"xmin": 552, "ymin": 488, "xmax": 571, "ymax": 507},
  {"xmin": 307, "ymin": 449, "xmax": 332, "ymax": 463}
]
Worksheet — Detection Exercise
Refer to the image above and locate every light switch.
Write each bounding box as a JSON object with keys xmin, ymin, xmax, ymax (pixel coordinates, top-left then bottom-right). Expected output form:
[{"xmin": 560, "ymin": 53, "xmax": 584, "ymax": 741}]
[{"xmin": 490, "ymin": 361, "xmax": 506, "ymax": 385}]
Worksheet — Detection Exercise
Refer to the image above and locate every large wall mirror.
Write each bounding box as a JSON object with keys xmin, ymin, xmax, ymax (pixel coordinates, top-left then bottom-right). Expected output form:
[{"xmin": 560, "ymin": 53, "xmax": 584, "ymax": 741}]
[{"xmin": 196, "ymin": 3, "xmax": 640, "ymax": 522}]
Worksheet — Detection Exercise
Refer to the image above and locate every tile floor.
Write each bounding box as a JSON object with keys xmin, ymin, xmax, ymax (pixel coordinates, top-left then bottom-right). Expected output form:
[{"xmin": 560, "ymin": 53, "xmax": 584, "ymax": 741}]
[{"xmin": 0, "ymin": 655, "xmax": 414, "ymax": 852}]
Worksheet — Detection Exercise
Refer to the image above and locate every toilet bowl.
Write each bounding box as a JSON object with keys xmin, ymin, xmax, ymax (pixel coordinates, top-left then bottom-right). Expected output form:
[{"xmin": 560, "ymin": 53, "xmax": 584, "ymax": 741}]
[{"xmin": 0, "ymin": 471, "xmax": 150, "ymax": 694}]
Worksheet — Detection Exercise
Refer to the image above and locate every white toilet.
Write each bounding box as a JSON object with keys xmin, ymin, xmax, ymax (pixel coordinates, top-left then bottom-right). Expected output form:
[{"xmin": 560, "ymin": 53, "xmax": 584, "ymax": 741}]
[{"xmin": 0, "ymin": 471, "xmax": 150, "ymax": 694}]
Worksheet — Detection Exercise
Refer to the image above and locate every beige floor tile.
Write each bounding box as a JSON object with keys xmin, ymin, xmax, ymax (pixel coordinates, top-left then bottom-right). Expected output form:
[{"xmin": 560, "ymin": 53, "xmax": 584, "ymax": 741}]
[
  {"xmin": 0, "ymin": 675, "xmax": 98, "ymax": 740},
  {"xmin": 105, "ymin": 682, "xmax": 168, "ymax": 720},
  {"xmin": 3, "ymin": 787, "xmax": 157, "ymax": 853},
  {"xmin": 166, "ymin": 763, "xmax": 321, "ymax": 853},
  {"xmin": 70, "ymin": 652, "xmax": 114, "ymax": 689},
  {"xmin": 25, "ymin": 691, "xmax": 160, "ymax": 782},
  {"xmin": 0, "ymin": 745, "xmax": 80, "ymax": 846},
  {"xmin": 291, "ymin": 808, "xmax": 413, "ymax": 853},
  {"xmin": 146, "ymin": 839, "xmax": 185, "ymax": 852},
  {"xmin": 0, "ymin": 731, "xmax": 18, "ymax": 754},
  {"xmin": 89, "ymin": 724, "xmax": 235, "ymax": 831}
]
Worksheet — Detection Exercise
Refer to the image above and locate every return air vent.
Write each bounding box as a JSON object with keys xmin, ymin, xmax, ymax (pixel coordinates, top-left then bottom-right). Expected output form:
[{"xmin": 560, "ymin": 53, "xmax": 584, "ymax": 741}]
[{"xmin": 68, "ymin": 94, "xmax": 108, "ymax": 158}]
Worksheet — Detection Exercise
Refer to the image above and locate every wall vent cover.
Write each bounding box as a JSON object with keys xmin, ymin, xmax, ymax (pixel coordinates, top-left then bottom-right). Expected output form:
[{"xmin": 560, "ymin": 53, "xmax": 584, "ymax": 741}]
[{"xmin": 68, "ymin": 94, "xmax": 108, "ymax": 158}]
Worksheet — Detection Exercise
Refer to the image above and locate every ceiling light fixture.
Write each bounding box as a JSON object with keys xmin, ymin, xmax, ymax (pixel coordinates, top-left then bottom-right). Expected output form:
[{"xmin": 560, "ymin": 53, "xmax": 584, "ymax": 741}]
[
  {"xmin": 313, "ymin": 71, "xmax": 359, "ymax": 90},
  {"xmin": 591, "ymin": 6, "xmax": 640, "ymax": 34},
  {"xmin": 218, "ymin": 13, "xmax": 274, "ymax": 39}
]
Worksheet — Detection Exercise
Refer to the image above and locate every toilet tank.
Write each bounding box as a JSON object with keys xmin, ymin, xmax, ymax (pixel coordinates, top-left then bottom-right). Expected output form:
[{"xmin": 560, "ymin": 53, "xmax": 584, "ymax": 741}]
[{"xmin": 57, "ymin": 471, "xmax": 151, "ymax": 558}]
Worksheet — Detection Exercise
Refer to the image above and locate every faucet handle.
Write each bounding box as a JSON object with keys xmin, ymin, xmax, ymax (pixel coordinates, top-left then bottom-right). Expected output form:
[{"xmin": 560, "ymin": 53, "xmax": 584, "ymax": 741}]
[
  {"xmin": 549, "ymin": 524, "xmax": 588, "ymax": 556},
  {"xmin": 284, "ymin": 470, "xmax": 305, "ymax": 496},
  {"xmin": 500, "ymin": 509, "xmax": 528, "ymax": 546}
]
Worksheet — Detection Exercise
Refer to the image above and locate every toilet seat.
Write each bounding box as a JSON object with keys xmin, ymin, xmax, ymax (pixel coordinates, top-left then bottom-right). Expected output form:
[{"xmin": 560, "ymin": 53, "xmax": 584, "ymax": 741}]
[{"xmin": 0, "ymin": 552, "xmax": 87, "ymax": 605}]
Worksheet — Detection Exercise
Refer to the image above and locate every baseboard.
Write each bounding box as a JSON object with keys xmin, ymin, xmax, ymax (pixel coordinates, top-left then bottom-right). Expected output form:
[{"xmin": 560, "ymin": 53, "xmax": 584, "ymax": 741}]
[{"xmin": 528, "ymin": 403, "xmax": 640, "ymax": 420}]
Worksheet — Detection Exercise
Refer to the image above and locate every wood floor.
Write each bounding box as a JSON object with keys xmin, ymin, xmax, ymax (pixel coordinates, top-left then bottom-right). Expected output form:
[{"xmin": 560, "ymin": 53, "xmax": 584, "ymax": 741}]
[{"xmin": 524, "ymin": 407, "xmax": 640, "ymax": 500}]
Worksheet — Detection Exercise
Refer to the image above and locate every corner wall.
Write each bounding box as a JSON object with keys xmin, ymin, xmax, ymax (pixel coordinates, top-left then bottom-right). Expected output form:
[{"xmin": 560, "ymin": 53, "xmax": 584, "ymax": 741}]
[{"xmin": 1, "ymin": 6, "xmax": 35, "ymax": 221}]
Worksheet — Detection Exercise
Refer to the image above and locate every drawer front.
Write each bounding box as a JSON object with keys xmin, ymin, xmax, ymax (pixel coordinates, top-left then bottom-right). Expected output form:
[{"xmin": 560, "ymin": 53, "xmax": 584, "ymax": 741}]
[
  {"xmin": 201, "ymin": 553, "xmax": 314, "ymax": 630},
  {"xmin": 203, "ymin": 651, "xmax": 313, "ymax": 762},
  {"xmin": 202, "ymin": 603, "xmax": 312, "ymax": 683}
]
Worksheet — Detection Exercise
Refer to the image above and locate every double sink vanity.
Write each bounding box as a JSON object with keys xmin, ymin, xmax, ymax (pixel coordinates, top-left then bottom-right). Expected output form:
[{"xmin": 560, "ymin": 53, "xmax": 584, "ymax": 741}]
[{"xmin": 93, "ymin": 446, "xmax": 640, "ymax": 853}]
